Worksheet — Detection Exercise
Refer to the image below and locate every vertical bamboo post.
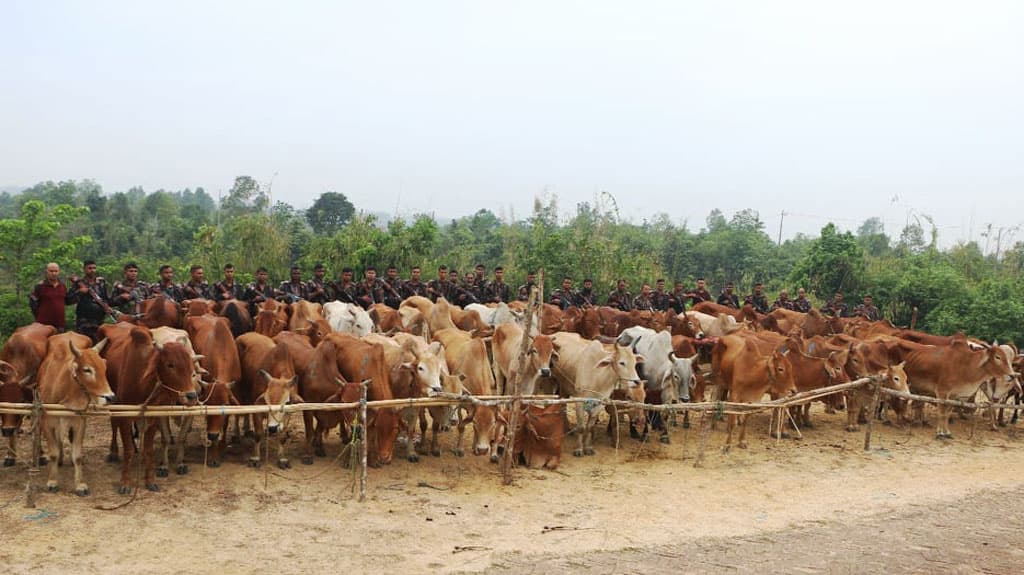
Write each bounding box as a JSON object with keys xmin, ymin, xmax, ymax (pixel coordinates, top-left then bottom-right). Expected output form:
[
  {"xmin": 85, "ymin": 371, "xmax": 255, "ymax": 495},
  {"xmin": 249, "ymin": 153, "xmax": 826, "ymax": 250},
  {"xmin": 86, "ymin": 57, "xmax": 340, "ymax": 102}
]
[
  {"xmin": 501, "ymin": 270, "xmax": 542, "ymax": 485},
  {"xmin": 24, "ymin": 389, "xmax": 43, "ymax": 508},
  {"xmin": 863, "ymin": 378, "xmax": 882, "ymax": 451},
  {"xmin": 359, "ymin": 380, "xmax": 369, "ymax": 502}
]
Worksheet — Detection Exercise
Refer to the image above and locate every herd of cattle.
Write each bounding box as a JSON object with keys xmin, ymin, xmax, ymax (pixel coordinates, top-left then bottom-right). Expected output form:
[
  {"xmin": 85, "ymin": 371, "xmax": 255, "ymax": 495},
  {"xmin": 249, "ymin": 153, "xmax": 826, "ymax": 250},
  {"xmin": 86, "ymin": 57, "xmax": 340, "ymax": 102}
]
[{"xmin": 0, "ymin": 294, "xmax": 1021, "ymax": 497}]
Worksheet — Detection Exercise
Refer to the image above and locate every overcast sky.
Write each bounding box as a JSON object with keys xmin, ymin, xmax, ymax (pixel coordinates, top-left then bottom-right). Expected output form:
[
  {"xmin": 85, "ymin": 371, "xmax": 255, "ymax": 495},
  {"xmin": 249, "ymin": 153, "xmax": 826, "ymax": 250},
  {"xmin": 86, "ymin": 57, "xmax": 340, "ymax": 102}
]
[{"xmin": 2, "ymin": 1, "xmax": 1021, "ymax": 247}]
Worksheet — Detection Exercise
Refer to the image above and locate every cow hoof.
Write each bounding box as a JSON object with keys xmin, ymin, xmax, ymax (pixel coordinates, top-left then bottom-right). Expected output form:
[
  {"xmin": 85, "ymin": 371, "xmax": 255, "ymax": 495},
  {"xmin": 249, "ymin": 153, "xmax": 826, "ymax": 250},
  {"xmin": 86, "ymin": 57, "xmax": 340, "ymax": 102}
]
[
  {"xmin": 46, "ymin": 482, "xmax": 59, "ymax": 493},
  {"xmin": 106, "ymin": 453, "xmax": 120, "ymax": 463},
  {"xmin": 453, "ymin": 448, "xmax": 465, "ymax": 458},
  {"xmin": 314, "ymin": 446, "xmax": 326, "ymax": 458},
  {"xmin": 489, "ymin": 453, "xmax": 499, "ymax": 464},
  {"xmin": 659, "ymin": 434, "xmax": 671, "ymax": 445},
  {"xmin": 803, "ymin": 421, "xmax": 814, "ymax": 429},
  {"xmin": 38, "ymin": 456, "xmax": 48, "ymax": 467},
  {"xmin": 629, "ymin": 427, "xmax": 642, "ymax": 440},
  {"xmin": 117, "ymin": 485, "xmax": 132, "ymax": 495},
  {"xmin": 74, "ymin": 486, "xmax": 90, "ymax": 497},
  {"xmin": 721, "ymin": 445, "xmax": 731, "ymax": 454},
  {"xmin": 244, "ymin": 430, "xmax": 255, "ymax": 439},
  {"xmin": 584, "ymin": 448, "xmax": 595, "ymax": 456},
  {"xmin": 573, "ymin": 449, "xmax": 584, "ymax": 457},
  {"xmin": 846, "ymin": 426, "xmax": 859, "ymax": 432},
  {"xmin": 207, "ymin": 459, "xmax": 221, "ymax": 468},
  {"xmin": 738, "ymin": 441, "xmax": 748, "ymax": 449},
  {"xmin": 2, "ymin": 457, "xmax": 14, "ymax": 467},
  {"xmin": 439, "ymin": 425, "xmax": 451, "ymax": 433},
  {"xmin": 936, "ymin": 433, "xmax": 953, "ymax": 440},
  {"xmin": 407, "ymin": 454, "xmax": 419, "ymax": 464},
  {"xmin": 431, "ymin": 449, "xmax": 441, "ymax": 457},
  {"xmin": 682, "ymin": 421, "xmax": 690, "ymax": 429},
  {"xmin": 248, "ymin": 458, "xmax": 261, "ymax": 468},
  {"xmin": 301, "ymin": 455, "xmax": 314, "ymax": 465},
  {"xmin": 155, "ymin": 466, "xmax": 169, "ymax": 478},
  {"xmin": 175, "ymin": 464, "xmax": 189, "ymax": 475},
  {"xmin": 277, "ymin": 459, "xmax": 291, "ymax": 470},
  {"xmin": 145, "ymin": 482, "xmax": 160, "ymax": 492}
]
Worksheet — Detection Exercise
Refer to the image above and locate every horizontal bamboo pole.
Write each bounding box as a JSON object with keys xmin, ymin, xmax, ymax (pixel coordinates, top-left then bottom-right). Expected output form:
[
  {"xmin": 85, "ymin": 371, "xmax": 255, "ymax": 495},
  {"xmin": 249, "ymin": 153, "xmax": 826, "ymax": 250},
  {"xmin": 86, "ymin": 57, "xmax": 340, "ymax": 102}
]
[{"xmin": 878, "ymin": 387, "xmax": 1023, "ymax": 411}]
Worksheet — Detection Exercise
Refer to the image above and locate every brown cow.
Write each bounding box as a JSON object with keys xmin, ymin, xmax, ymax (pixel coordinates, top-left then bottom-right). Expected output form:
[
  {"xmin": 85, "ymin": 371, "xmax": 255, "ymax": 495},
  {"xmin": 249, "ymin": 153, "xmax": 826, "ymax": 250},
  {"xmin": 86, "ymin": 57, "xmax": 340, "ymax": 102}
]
[
  {"xmin": 492, "ymin": 324, "xmax": 555, "ymax": 396},
  {"xmin": 182, "ymin": 298, "xmax": 217, "ymax": 318},
  {"xmin": 237, "ymin": 333, "xmax": 300, "ymax": 468},
  {"xmin": 368, "ymin": 303, "xmax": 403, "ymax": 334},
  {"xmin": 903, "ymin": 337, "xmax": 1015, "ymax": 438},
  {"xmin": 288, "ymin": 300, "xmax": 324, "ymax": 332},
  {"xmin": 497, "ymin": 404, "xmax": 565, "ymax": 470},
  {"xmin": 254, "ymin": 302, "xmax": 289, "ymax": 338},
  {"xmin": 432, "ymin": 328, "xmax": 499, "ymax": 458},
  {"xmin": 292, "ymin": 317, "xmax": 334, "ymax": 347},
  {"xmin": 0, "ymin": 323, "xmax": 56, "ymax": 466},
  {"xmin": 217, "ymin": 299, "xmax": 253, "ymax": 338},
  {"xmin": 449, "ymin": 306, "xmax": 493, "ymax": 336},
  {"xmin": 135, "ymin": 294, "xmax": 182, "ymax": 328},
  {"xmin": 100, "ymin": 323, "xmax": 200, "ymax": 493},
  {"xmin": 38, "ymin": 333, "xmax": 114, "ymax": 495},
  {"xmin": 329, "ymin": 333, "xmax": 398, "ymax": 466},
  {"xmin": 712, "ymin": 335, "xmax": 797, "ymax": 450},
  {"xmin": 186, "ymin": 314, "xmax": 243, "ymax": 467}
]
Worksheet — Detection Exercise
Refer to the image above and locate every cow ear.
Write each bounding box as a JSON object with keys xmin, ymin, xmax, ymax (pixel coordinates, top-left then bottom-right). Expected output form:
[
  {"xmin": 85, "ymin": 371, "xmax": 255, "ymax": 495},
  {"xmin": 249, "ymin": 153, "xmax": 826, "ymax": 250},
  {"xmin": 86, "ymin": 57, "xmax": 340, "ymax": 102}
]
[
  {"xmin": 0, "ymin": 361, "xmax": 16, "ymax": 381},
  {"xmin": 258, "ymin": 369, "xmax": 272, "ymax": 383},
  {"xmin": 288, "ymin": 376, "xmax": 299, "ymax": 388},
  {"xmin": 427, "ymin": 341, "xmax": 443, "ymax": 356},
  {"xmin": 897, "ymin": 361, "xmax": 906, "ymax": 369},
  {"xmin": 400, "ymin": 362, "xmax": 415, "ymax": 371},
  {"xmin": 595, "ymin": 355, "xmax": 614, "ymax": 368},
  {"xmin": 634, "ymin": 354, "xmax": 646, "ymax": 364}
]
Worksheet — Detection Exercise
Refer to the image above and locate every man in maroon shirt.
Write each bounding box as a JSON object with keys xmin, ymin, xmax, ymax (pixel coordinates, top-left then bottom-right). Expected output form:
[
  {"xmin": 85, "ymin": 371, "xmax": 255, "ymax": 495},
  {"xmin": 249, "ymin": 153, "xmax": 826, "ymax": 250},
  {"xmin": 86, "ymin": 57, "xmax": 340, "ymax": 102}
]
[{"xmin": 29, "ymin": 262, "xmax": 70, "ymax": 331}]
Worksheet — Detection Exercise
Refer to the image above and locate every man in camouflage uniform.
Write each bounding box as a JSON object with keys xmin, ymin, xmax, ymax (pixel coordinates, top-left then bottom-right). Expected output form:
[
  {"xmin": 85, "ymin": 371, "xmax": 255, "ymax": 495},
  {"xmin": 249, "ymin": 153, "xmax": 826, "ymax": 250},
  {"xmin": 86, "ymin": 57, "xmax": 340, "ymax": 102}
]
[
  {"xmin": 472, "ymin": 263, "xmax": 487, "ymax": 301},
  {"xmin": 149, "ymin": 265, "xmax": 182, "ymax": 302},
  {"xmin": 402, "ymin": 266, "xmax": 429, "ymax": 299},
  {"xmin": 578, "ymin": 278, "xmax": 597, "ymax": 307},
  {"xmin": 382, "ymin": 265, "xmax": 404, "ymax": 308},
  {"xmin": 67, "ymin": 259, "xmax": 114, "ymax": 343},
  {"xmin": 244, "ymin": 267, "xmax": 278, "ymax": 314},
  {"xmin": 606, "ymin": 279, "xmax": 633, "ymax": 311},
  {"xmin": 110, "ymin": 262, "xmax": 147, "ymax": 315},
  {"xmin": 333, "ymin": 267, "xmax": 359, "ymax": 304},
  {"xmin": 426, "ymin": 265, "xmax": 452, "ymax": 303},
  {"xmin": 214, "ymin": 263, "xmax": 246, "ymax": 302},
  {"xmin": 853, "ymin": 294, "xmax": 882, "ymax": 321},
  {"xmin": 355, "ymin": 266, "xmax": 386, "ymax": 309},
  {"xmin": 279, "ymin": 265, "xmax": 309, "ymax": 303},
  {"xmin": 517, "ymin": 271, "xmax": 537, "ymax": 302},
  {"xmin": 792, "ymin": 287, "xmax": 812, "ymax": 313},
  {"xmin": 770, "ymin": 289, "xmax": 793, "ymax": 311},
  {"xmin": 650, "ymin": 279, "xmax": 671, "ymax": 312},
  {"xmin": 668, "ymin": 281, "xmax": 687, "ymax": 314},
  {"xmin": 548, "ymin": 277, "xmax": 581, "ymax": 310},
  {"xmin": 305, "ymin": 263, "xmax": 332, "ymax": 304},
  {"xmin": 483, "ymin": 266, "xmax": 511, "ymax": 303},
  {"xmin": 688, "ymin": 277, "xmax": 712, "ymax": 307},
  {"xmin": 716, "ymin": 282, "xmax": 740, "ymax": 308},
  {"xmin": 181, "ymin": 265, "xmax": 212, "ymax": 300},
  {"xmin": 632, "ymin": 283, "xmax": 655, "ymax": 312},
  {"xmin": 744, "ymin": 282, "xmax": 770, "ymax": 314},
  {"xmin": 820, "ymin": 291, "xmax": 849, "ymax": 318},
  {"xmin": 452, "ymin": 272, "xmax": 478, "ymax": 306}
]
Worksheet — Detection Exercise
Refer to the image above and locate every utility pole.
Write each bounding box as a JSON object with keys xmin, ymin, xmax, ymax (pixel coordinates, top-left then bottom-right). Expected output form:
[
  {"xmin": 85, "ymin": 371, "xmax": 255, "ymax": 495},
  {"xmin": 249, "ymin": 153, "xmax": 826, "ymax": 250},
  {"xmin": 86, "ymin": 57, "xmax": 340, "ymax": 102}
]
[{"xmin": 777, "ymin": 211, "xmax": 786, "ymax": 245}]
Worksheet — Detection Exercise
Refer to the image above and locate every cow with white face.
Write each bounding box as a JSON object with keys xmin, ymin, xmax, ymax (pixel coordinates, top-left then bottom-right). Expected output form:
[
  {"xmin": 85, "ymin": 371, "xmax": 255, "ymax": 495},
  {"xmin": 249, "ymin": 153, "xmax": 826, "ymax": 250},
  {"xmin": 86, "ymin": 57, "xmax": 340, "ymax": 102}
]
[
  {"xmin": 323, "ymin": 301, "xmax": 373, "ymax": 337},
  {"xmin": 618, "ymin": 326, "xmax": 697, "ymax": 443}
]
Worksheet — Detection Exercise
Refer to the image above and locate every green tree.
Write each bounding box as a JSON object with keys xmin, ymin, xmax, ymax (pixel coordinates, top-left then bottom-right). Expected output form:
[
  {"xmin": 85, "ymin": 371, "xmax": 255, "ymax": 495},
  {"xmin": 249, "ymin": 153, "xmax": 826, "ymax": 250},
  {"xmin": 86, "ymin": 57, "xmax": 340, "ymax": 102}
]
[
  {"xmin": 0, "ymin": 200, "xmax": 91, "ymax": 298},
  {"xmin": 789, "ymin": 223, "xmax": 865, "ymax": 299},
  {"xmin": 306, "ymin": 191, "xmax": 356, "ymax": 235}
]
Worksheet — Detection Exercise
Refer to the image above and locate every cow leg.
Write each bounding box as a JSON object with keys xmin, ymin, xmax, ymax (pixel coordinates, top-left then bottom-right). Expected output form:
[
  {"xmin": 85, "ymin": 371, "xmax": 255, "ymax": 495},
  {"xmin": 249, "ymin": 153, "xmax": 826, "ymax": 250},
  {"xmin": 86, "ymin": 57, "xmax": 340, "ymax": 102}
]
[
  {"xmin": 936, "ymin": 401, "xmax": 954, "ymax": 439},
  {"xmin": 495, "ymin": 366, "xmax": 506, "ymax": 396},
  {"xmin": 71, "ymin": 417, "xmax": 89, "ymax": 496},
  {"xmin": 802, "ymin": 403, "xmax": 813, "ymax": 428},
  {"xmin": 301, "ymin": 412, "xmax": 315, "ymax": 464},
  {"xmin": 454, "ymin": 409, "xmax": 467, "ymax": 457},
  {"xmin": 117, "ymin": 421, "xmax": 135, "ymax": 494},
  {"xmin": 846, "ymin": 392, "xmax": 861, "ymax": 432},
  {"xmin": 106, "ymin": 419, "xmax": 120, "ymax": 463},
  {"xmin": 737, "ymin": 414, "xmax": 749, "ymax": 449},
  {"xmin": 175, "ymin": 416, "xmax": 192, "ymax": 474},
  {"xmin": 402, "ymin": 408, "xmax": 418, "ymax": 463},
  {"xmin": 142, "ymin": 421, "xmax": 160, "ymax": 491},
  {"xmin": 276, "ymin": 424, "xmax": 290, "ymax": 470},
  {"xmin": 428, "ymin": 407, "xmax": 442, "ymax": 457},
  {"xmin": 156, "ymin": 419, "xmax": 170, "ymax": 478},
  {"xmin": 723, "ymin": 414, "xmax": 736, "ymax": 452},
  {"xmin": 249, "ymin": 413, "xmax": 263, "ymax": 468},
  {"xmin": 3, "ymin": 427, "xmax": 16, "ymax": 467},
  {"xmin": 583, "ymin": 411, "xmax": 596, "ymax": 456},
  {"xmin": 573, "ymin": 403, "xmax": 586, "ymax": 457},
  {"xmin": 45, "ymin": 420, "xmax": 60, "ymax": 492}
]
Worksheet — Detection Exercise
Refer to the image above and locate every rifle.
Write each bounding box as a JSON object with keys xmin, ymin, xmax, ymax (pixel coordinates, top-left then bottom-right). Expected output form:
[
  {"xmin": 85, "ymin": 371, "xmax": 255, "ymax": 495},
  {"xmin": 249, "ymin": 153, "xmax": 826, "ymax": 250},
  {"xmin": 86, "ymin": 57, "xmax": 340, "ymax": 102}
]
[{"xmin": 70, "ymin": 276, "xmax": 120, "ymax": 321}]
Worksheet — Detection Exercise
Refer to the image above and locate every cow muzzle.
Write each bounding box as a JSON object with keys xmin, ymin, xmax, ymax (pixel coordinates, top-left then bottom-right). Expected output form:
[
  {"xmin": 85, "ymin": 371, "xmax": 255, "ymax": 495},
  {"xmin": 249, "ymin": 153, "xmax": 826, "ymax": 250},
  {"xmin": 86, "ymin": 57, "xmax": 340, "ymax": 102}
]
[
  {"xmin": 184, "ymin": 391, "xmax": 198, "ymax": 402},
  {"xmin": 540, "ymin": 368, "xmax": 551, "ymax": 378},
  {"xmin": 1, "ymin": 427, "xmax": 14, "ymax": 437},
  {"xmin": 268, "ymin": 423, "xmax": 280, "ymax": 435},
  {"xmin": 207, "ymin": 432, "xmax": 220, "ymax": 442},
  {"xmin": 97, "ymin": 393, "xmax": 116, "ymax": 406}
]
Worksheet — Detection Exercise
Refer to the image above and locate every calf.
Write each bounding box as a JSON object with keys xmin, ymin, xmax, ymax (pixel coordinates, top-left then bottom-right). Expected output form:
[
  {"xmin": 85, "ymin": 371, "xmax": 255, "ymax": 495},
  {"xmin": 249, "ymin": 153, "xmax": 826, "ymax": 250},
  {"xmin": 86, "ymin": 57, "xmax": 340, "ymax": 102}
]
[
  {"xmin": 713, "ymin": 335, "xmax": 797, "ymax": 450},
  {"xmin": 237, "ymin": 333, "xmax": 300, "ymax": 468},
  {"xmin": 492, "ymin": 323, "xmax": 555, "ymax": 396},
  {"xmin": 0, "ymin": 322, "xmax": 55, "ymax": 466}
]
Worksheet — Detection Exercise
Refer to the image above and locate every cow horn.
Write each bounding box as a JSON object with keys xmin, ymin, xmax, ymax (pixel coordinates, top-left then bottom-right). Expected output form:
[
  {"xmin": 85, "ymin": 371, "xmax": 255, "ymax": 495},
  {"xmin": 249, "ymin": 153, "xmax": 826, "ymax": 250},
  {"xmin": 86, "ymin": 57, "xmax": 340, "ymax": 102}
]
[
  {"xmin": 18, "ymin": 374, "xmax": 35, "ymax": 388},
  {"xmin": 334, "ymin": 377, "xmax": 347, "ymax": 387},
  {"xmin": 192, "ymin": 355, "xmax": 206, "ymax": 363},
  {"xmin": 258, "ymin": 369, "xmax": 273, "ymax": 383},
  {"xmin": 69, "ymin": 339, "xmax": 82, "ymax": 358},
  {"xmin": 92, "ymin": 338, "xmax": 109, "ymax": 354}
]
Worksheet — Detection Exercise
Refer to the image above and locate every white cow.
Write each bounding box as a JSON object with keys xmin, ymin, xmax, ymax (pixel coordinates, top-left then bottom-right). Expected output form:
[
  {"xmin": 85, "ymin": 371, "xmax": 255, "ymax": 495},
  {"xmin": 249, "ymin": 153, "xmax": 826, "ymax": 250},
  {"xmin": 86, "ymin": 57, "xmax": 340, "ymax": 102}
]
[
  {"xmin": 323, "ymin": 302, "xmax": 373, "ymax": 337},
  {"xmin": 618, "ymin": 326, "xmax": 698, "ymax": 443}
]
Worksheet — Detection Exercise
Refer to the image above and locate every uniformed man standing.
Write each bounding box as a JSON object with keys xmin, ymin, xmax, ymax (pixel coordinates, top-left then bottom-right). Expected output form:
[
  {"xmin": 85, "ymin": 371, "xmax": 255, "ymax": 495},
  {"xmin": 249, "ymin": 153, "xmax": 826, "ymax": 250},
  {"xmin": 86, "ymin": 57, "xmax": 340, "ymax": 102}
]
[
  {"xmin": 853, "ymin": 294, "xmax": 882, "ymax": 321},
  {"xmin": 548, "ymin": 277, "xmax": 581, "ymax": 310},
  {"xmin": 578, "ymin": 278, "xmax": 597, "ymax": 307},
  {"xmin": 820, "ymin": 291, "xmax": 849, "ymax": 318},
  {"xmin": 771, "ymin": 289, "xmax": 793, "ymax": 311},
  {"xmin": 149, "ymin": 265, "xmax": 182, "ymax": 301},
  {"xmin": 632, "ymin": 283, "xmax": 655, "ymax": 312},
  {"xmin": 517, "ymin": 271, "xmax": 537, "ymax": 302},
  {"xmin": 182, "ymin": 265, "xmax": 212, "ymax": 300},
  {"xmin": 333, "ymin": 267, "xmax": 359, "ymax": 304},
  {"xmin": 455, "ymin": 271, "xmax": 479, "ymax": 306},
  {"xmin": 717, "ymin": 282, "xmax": 740, "ymax": 308},
  {"xmin": 650, "ymin": 279, "xmax": 671, "ymax": 312},
  {"xmin": 472, "ymin": 263, "xmax": 487, "ymax": 301},
  {"xmin": 382, "ymin": 265, "xmax": 404, "ymax": 308},
  {"xmin": 483, "ymin": 266, "xmax": 511, "ymax": 303},
  {"xmin": 402, "ymin": 266, "xmax": 429, "ymax": 299},
  {"xmin": 792, "ymin": 287, "xmax": 812, "ymax": 313},
  {"xmin": 355, "ymin": 266, "xmax": 386, "ymax": 309},
  {"xmin": 111, "ymin": 262, "xmax": 147, "ymax": 315},
  {"xmin": 688, "ymin": 278, "xmax": 712, "ymax": 307},
  {"xmin": 668, "ymin": 281, "xmax": 687, "ymax": 314},
  {"xmin": 606, "ymin": 279, "xmax": 633, "ymax": 311},
  {"xmin": 744, "ymin": 282, "xmax": 770, "ymax": 314},
  {"xmin": 67, "ymin": 259, "xmax": 114, "ymax": 343},
  {"xmin": 213, "ymin": 263, "xmax": 246, "ymax": 302},
  {"xmin": 306, "ymin": 263, "xmax": 332, "ymax": 304},
  {"xmin": 426, "ymin": 265, "xmax": 452, "ymax": 303},
  {"xmin": 244, "ymin": 267, "xmax": 277, "ymax": 314},
  {"xmin": 279, "ymin": 265, "xmax": 309, "ymax": 302}
]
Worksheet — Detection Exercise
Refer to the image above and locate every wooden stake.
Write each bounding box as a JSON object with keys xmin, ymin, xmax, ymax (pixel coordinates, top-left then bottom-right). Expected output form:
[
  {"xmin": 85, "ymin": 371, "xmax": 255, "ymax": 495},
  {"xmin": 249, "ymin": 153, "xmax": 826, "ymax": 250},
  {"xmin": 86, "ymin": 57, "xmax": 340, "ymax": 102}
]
[
  {"xmin": 501, "ymin": 269, "xmax": 542, "ymax": 485},
  {"xmin": 24, "ymin": 389, "xmax": 42, "ymax": 508},
  {"xmin": 359, "ymin": 380, "xmax": 368, "ymax": 502}
]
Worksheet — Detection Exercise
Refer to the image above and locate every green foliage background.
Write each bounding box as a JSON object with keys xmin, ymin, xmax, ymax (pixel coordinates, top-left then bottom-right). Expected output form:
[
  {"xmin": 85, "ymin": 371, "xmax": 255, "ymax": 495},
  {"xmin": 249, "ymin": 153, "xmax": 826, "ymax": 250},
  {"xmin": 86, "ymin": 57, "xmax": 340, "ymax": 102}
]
[{"xmin": 2, "ymin": 178, "xmax": 1023, "ymax": 345}]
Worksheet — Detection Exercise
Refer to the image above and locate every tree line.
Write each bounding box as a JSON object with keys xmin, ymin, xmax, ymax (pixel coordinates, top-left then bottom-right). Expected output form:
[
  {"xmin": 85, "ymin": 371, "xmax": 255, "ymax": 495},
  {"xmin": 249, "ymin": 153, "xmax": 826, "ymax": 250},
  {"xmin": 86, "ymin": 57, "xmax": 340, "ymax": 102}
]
[{"xmin": 2, "ymin": 177, "xmax": 1023, "ymax": 344}]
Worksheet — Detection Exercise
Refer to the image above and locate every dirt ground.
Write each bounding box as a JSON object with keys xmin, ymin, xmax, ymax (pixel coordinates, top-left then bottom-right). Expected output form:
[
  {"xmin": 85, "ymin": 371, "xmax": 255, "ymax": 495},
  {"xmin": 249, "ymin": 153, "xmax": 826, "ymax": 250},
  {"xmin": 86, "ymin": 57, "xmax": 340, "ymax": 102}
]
[{"xmin": 1, "ymin": 404, "xmax": 1022, "ymax": 574}]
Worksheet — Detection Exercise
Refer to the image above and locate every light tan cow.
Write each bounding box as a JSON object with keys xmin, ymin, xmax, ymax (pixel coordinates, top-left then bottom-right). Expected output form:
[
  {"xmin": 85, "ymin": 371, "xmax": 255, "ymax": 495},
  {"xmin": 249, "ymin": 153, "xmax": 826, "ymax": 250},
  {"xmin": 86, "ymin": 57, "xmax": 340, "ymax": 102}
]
[
  {"xmin": 38, "ymin": 333, "xmax": 114, "ymax": 496},
  {"xmin": 492, "ymin": 323, "xmax": 554, "ymax": 396},
  {"xmin": 288, "ymin": 299, "xmax": 324, "ymax": 332},
  {"xmin": 432, "ymin": 328, "xmax": 497, "ymax": 458},
  {"xmin": 549, "ymin": 332, "xmax": 644, "ymax": 457}
]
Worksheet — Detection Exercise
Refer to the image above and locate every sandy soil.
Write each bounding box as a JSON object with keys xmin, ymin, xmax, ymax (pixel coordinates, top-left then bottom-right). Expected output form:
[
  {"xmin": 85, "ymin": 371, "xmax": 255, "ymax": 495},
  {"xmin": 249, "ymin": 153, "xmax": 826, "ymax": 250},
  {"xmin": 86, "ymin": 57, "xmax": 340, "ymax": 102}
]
[{"xmin": 1, "ymin": 404, "xmax": 1022, "ymax": 574}]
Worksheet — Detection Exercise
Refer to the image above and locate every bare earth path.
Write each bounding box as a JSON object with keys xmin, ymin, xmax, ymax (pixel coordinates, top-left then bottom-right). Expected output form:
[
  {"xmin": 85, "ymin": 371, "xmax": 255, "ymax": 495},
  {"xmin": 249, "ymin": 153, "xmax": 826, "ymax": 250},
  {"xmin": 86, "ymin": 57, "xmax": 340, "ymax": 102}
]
[{"xmin": 1, "ymin": 408, "xmax": 1022, "ymax": 574}]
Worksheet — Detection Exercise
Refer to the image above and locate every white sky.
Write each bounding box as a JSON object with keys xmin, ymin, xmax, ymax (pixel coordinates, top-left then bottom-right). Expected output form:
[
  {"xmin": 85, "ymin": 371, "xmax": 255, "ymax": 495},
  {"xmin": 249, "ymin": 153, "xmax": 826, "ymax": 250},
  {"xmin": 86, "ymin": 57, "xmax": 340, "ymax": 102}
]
[{"xmin": 2, "ymin": 1, "xmax": 1022, "ymax": 246}]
